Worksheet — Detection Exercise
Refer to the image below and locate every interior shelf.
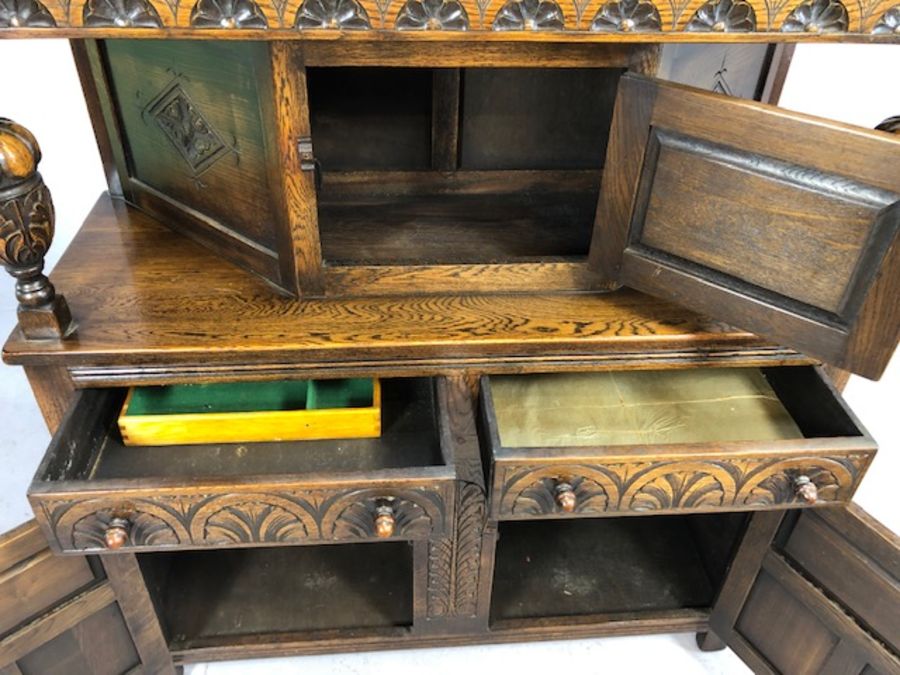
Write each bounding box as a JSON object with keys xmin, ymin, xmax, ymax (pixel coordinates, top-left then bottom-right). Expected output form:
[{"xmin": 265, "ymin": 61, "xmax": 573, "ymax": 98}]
[
  {"xmin": 140, "ymin": 542, "xmax": 414, "ymax": 650},
  {"xmin": 490, "ymin": 514, "xmax": 747, "ymax": 625}
]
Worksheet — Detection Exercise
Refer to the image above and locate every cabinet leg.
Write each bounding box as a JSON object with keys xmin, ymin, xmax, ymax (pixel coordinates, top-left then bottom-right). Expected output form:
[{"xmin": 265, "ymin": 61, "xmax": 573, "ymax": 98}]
[{"xmin": 696, "ymin": 630, "xmax": 727, "ymax": 652}]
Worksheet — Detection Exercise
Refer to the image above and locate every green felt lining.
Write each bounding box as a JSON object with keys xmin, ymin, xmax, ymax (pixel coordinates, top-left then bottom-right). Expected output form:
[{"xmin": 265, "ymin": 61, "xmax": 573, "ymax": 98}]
[{"xmin": 125, "ymin": 379, "xmax": 375, "ymax": 416}]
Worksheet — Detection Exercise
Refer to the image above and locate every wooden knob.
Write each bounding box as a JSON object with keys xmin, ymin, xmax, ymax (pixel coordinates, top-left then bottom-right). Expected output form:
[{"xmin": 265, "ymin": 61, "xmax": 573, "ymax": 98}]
[
  {"xmin": 794, "ymin": 476, "xmax": 818, "ymax": 504},
  {"xmin": 555, "ymin": 481, "xmax": 577, "ymax": 513},
  {"xmin": 374, "ymin": 504, "xmax": 395, "ymax": 538},
  {"xmin": 104, "ymin": 517, "xmax": 131, "ymax": 549}
]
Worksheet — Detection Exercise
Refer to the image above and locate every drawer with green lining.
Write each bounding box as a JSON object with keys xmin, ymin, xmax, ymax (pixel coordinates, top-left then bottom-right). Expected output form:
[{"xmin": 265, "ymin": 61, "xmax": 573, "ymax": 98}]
[
  {"xmin": 119, "ymin": 378, "xmax": 381, "ymax": 445},
  {"xmin": 479, "ymin": 366, "xmax": 877, "ymax": 521},
  {"xmin": 29, "ymin": 378, "xmax": 457, "ymax": 554}
]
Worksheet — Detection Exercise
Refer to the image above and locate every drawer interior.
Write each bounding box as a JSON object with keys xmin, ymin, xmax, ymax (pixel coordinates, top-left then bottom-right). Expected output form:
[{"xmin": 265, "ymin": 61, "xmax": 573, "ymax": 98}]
[
  {"xmin": 309, "ymin": 66, "xmax": 620, "ymax": 265},
  {"xmin": 486, "ymin": 366, "xmax": 864, "ymax": 449},
  {"xmin": 490, "ymin": 512, "xmax": 747, "ymax": 626},
  {"xmin": 38, "ymin": 378, "xmax": 445, "ymax": 484},
  {"xmin": 139, "ymin": 541, "xmax": 413, "ymax": 650}
]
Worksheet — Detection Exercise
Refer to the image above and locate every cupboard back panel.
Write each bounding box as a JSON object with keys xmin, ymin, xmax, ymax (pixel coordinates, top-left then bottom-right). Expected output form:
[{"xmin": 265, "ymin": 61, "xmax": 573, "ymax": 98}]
[
  {"xmin": 460, "ymin": 68, "xmax": 622, "ymax": 171},
  {"xmin": 104, "ymin": 40, "xmax": 278, "ymax": 251}
]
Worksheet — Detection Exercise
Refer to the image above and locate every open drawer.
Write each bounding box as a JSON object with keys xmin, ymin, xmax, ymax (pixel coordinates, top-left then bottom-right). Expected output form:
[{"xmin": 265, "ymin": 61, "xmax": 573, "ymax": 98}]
[
  {"xmin": 480, "ymin": 366, "xmax": 876, "ymax": 521},
  {"xmin": 29, "ymin": 378, "xmax": 457, "ymax": 554}
]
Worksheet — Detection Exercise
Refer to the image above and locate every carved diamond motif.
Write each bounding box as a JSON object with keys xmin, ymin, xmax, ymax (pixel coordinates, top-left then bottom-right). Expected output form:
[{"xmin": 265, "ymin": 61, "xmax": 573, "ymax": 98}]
[
  {"xmin": 782, "ymin": 0, "xmax": 848, "ymax": 31},
  {"xmin": 590, "ymin": 0, "xmax": 660, "ymax": 31},
  {"xmin": 0, "ymin": 0, "xmax": 55, "ymax": 26},
  {"xmin": 294, "ymin": 0, "xmax": 370, "ymax": 27},
  {"xmin": 145, "ymin": 83, "xmax": 230, "ymax": 175},
  {"xmin": 492, "ymin": 0, "xmax": 564, "ymax": 30},
  {"xmin": 396, "ymin": 0, "xmax": 469, "ymax": 29},
  {"xmin": 686, "ymin": 0, "xmax": 756, "ymax": 31}
]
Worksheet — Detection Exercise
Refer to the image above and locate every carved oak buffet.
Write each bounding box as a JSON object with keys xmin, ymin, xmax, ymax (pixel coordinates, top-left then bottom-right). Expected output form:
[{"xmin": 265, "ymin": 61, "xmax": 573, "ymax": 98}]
[{"xmin": 1, "ymin": 13, "xmax": 899, "ymax": 675}]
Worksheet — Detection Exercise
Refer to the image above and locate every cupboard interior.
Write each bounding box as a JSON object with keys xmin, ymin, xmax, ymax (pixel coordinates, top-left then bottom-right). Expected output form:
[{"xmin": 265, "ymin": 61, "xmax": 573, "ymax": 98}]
[
  {"xmin": 37, "ymin": 378, "xmax": 443, "ymax": 485},
  {"xmin": 308, "ymin": 66, "xmax": 622, "ymax": 265},
  {"xmin": 139, "ymin": 541, "xmax": 414, "ymax": 650},
  {"xmin": 490, "ymin": 513, "xmax": 748, "ymax": 625}
]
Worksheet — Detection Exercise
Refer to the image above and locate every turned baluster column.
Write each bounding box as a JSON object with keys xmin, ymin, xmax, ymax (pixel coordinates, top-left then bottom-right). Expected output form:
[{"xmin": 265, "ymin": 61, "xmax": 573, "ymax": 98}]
[{"xmin": 0, "ymin": 118, "xmax": 74, "ymax": 339}]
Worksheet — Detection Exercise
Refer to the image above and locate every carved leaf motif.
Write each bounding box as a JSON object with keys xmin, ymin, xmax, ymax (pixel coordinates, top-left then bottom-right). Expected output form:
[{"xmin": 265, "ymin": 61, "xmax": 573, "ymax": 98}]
[
  {"xmin": 72, "ymin": 510, "xmax": 181, "ymax": 549},
  {"xmin": 203, "ymin": 501, "xmax": 310, "ymax": 543},
  {"xmin": 628, "ymin": 471, "xmax": 726, "ymax": 511},
  {"xmin": 0, "ymin": 0, "xmax": 55, "ymax": 26},
  {"xmin": 686, "ymin": 0, "xmax": 756, "ymax": 31},
  {"xmin": 82, "ymin": 0, "xmax": 163, "ymax": 26},
  {"xmin": 590, "ymin": 0, "xmax": 661, "ymax": 31},
  {"xmin": 145, "ymin": 83, "xmax": 230, "ymax": 176},
  {"xmin": 0, "ymin": 183, "xmax": 54, "ymax": 268},
  {"xmin": 294, "ymin": 0, "xmax": 370, "ymax": 27},
  {"xmin": 492, "ymin": 0, "xmax": 564, "ymax": 29},
  {"xmin": 781, "ymin": 0, "xmax": 848, "ymax": 31},
  {"xmin": 512, "ymin": 475, "xmax": 609, "ymax": 515},
  {"xmin": 331, "ymin": 496, "xmax": 433, "ymax": 539},
  {"xmin": 189, "ymin": 0, "xmax": 268, "ymax": 27},
  {"xmin": 872, "ymin": 4, "xmax": 900, "ymax": 31},
  {"xmin": 741, "ymin": 467, "xmax": 841, "ymax": 506},
  {"xmin": 396, "ymin": 0, "xmax": 469, "ymax": 28}
]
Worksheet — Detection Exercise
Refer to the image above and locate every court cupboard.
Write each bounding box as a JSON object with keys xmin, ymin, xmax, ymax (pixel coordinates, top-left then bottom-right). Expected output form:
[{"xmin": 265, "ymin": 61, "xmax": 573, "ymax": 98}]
[{"xmin": 0, "ymin": 10, "xmax": 898, "ymax": 674}]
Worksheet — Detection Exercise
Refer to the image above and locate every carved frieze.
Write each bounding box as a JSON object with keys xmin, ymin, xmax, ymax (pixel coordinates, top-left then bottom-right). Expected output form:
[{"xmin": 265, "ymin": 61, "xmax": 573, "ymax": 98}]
[
  {"xmin": 492, "ymin": 0, "xmax": 564, "ymax": 30},
  {"xmin": 38, "ymin": 485, "xmax": 449, "ymax": 552},
  {"xmin": 590, "ymin": 0, "xmax": 661, "ymax": 31},
  {"xmin": 782, "ymin": 0, "xmax": 848, "ymax": 31},
  {"xmin": 686, "ymin": 0, "xmax": 756, "ymax": 31},
  {"xmin": 189, "ymin": 0, "xmax": 268, "ymax": 27},
  {"xmin": 294, "ymin": 0, "xmax": 370, "ymax": 28},
  {"xmin": 0, "ymin": 0, "xmax": 55, "ymax": 26},
  {"xmin": 396, "ymin": 0, "xmax": 469, "ymax": 29},
  {"xmin": 82, "ymin": 0, "xmax": 163, "ymax": 26},
  {"xmin": 496, "ymin": 454, "xmax": 871, "ymax": 518}
]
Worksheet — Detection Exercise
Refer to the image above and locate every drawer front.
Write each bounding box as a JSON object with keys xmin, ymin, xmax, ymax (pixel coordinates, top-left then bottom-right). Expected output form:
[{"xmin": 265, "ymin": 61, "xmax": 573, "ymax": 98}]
[
  {"xmin": 32, "ymin": 484, "xmax": 452, "ymax": 554},
  {"xmin": 492, "ymin": 452, "xmax": 874, "ymax": 521}
]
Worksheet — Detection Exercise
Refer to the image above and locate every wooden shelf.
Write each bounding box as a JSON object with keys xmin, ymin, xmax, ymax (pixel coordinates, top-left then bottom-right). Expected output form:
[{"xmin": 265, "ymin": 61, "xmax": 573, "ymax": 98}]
[{"xmin": 2, "ymin": 195, "xmax": 811, "ymax": 383}]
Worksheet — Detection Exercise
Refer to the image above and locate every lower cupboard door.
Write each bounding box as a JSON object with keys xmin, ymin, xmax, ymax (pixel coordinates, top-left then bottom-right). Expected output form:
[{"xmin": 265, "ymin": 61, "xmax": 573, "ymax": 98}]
[
  {"xmin": 0, "ymin": 520, "xmax": 143, "ymax": 675},
  {"xmin": 709, "ymin": 504, "xmax": 900, "ymax": 675}
]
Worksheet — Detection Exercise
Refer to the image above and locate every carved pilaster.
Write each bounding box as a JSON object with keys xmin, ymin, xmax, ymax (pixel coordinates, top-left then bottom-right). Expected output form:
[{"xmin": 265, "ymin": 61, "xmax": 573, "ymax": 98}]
[{"xmin": 0, "ymin": 118, "xmax": 74, "ymax": 339}]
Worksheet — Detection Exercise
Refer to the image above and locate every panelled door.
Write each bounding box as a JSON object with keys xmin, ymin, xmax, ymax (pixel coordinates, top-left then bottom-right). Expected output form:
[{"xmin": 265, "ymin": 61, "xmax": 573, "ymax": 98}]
[{"xmin": 591, "ymin": 74, "xmax": 900, "ymax": 380}]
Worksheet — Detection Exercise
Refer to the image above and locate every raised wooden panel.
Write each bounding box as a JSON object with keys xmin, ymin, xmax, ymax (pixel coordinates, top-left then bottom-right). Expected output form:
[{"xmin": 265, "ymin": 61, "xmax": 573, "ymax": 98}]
[
  {"xmin": 101, "ymin": 39, "xmax": 287, "ymax": 290},
  {"xmin": 593, "ymin": 74, "xmax": 900, "ymax": 380},
  {"xmin": 735, "ymin": 570, "xmax": 838, "ymax": 675}
]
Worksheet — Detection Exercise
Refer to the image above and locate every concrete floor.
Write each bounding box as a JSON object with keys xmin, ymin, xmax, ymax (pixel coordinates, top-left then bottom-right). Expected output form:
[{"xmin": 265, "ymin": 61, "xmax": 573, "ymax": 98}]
[{"xmin": 1, "ymin": 40, "xmax": 898, "ymax": 675}]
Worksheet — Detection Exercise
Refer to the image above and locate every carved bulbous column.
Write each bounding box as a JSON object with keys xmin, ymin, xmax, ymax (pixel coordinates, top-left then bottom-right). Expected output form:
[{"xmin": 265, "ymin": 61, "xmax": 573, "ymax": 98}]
[{"xmin": 0, "ymin": 118, "xmax": 74, "ymax": 339}]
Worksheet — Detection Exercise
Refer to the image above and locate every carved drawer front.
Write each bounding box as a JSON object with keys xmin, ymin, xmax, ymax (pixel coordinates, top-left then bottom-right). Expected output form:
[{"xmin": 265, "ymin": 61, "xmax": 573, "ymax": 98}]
[
  {"xmin": 480, "ymin": 367, "xmax": 876, "ymax": 521},
  {"xmin": 29, "ymin": 379, "xmax": 456, "ymax": 554}
]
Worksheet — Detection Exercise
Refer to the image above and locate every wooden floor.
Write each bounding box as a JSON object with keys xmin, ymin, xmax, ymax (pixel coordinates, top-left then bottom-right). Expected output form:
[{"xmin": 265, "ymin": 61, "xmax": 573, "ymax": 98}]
[{"xmin": 2, "ymin": 195, "xmax": 810, "ymax": 382}]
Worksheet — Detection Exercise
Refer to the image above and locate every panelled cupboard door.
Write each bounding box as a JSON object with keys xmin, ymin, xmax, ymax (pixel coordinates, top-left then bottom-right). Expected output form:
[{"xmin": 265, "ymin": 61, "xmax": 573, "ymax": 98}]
[
  {"xmin": 708, "ymin": 506, "xmax": 900, "ymax": 675},
  {"xmin": 592, "ymin": 74, "xmax": 900, "ymax": 380},
  {"xmin": 0, "ymin": 521, "xmax": 141, "ymax": 675}
]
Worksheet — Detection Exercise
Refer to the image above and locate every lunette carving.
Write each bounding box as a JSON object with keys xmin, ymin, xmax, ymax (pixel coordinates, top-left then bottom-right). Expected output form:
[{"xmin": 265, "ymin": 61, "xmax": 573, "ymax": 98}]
[
  {"xmin": 395, "ymin": 0, "xmax": 469, "ymax": 28},
  {"xmin": 41, "ymin": 486, "xmax": 448, "ymax": 552},
  {"xmin": 0, "ymin": 0, "xmax": 55, "ymax": 26},
  {"xmin": 189, "ymin": 0, "xmax": 268, "ymax": 27},
  {"xmin": 498, "ymin": 454, "xmax": 870, "ymax": 517},
  {"xmin": 0, "ymin": 118, "xmax": 73, "ymax": 339},
  {"xmin": 686, "ymin": 0, "xmax": 756, "ymax": 31},
  {"xmin": 492, "ymin": 0, "xmax": 564, "ymax": 30},
  {"xmin": 294, "ymin": 0, "xmax": 370, "ymax": 27},
  {"xmin": 82, "ymin": 0, "xmax": 163, "ymax": 26},
  {"xmin": 590, "ymin": 0, "xmax": 660, "ymax": 31},
  {"xmin": 782, "ymin": 0, "xmax": 848, "ymax": 31},
  {"xmin": 872, "ymin": 5, "xmax": 900, "ymax": 32}
]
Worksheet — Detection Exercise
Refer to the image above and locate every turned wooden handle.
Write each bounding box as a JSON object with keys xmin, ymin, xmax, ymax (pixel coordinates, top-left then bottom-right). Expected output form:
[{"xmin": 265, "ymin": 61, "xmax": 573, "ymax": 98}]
[
  {"xmin": 374, "ymin": 504, "xmax": 395, "ymax": 538},
  {"xmin": 794, "ymin": 476, "xmax": 818, "ymax": 504},
  {"xmin": 104, "ymin": 516, "xmax": 131, "ymax": 549},
  {"xmin": 555, "ymin": 481, "xmax": 577, "ymax": 513}
]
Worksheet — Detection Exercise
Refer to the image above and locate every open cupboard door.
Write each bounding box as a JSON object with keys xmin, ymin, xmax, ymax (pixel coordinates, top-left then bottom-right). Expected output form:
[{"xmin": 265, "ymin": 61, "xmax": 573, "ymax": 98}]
[
  {"xmin": 707, "ymin": 506, "xmax": 900, "ymax": 674},
  {"xmin": 0, "ymin": 520, "xmax": 160, "ymax": 675},
  {"xmin": 591, "ymin": 75, "xmax": 900, "ymax": 380}
]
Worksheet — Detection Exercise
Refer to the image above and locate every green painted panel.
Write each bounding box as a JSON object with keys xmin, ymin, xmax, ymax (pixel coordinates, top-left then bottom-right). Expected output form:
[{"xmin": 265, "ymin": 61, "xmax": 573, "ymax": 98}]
[{"xmin": 104, "ymin": 40, "xmax": 277, "ymax": 249}]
